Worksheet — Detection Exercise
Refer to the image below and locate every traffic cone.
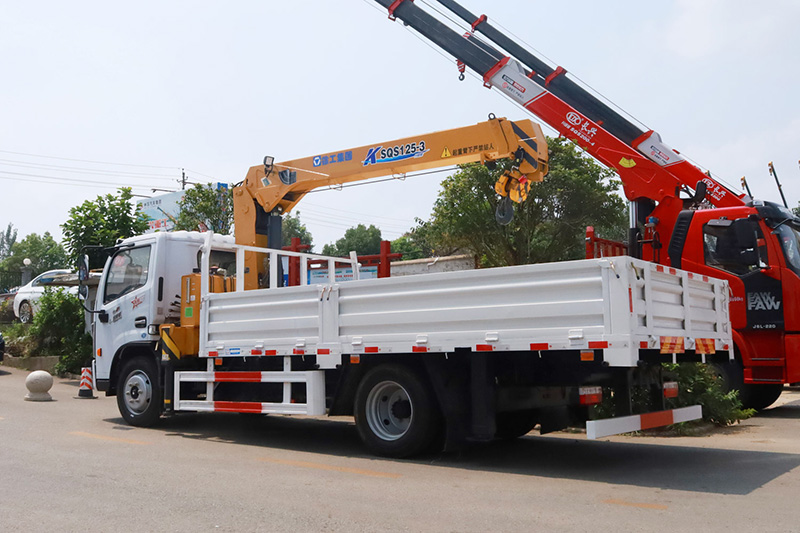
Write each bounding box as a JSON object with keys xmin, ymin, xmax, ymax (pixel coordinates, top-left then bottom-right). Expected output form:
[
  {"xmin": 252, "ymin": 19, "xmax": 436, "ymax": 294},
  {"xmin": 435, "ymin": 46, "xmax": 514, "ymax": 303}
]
[{"xmin": 77, "ymin": 367, "xmax": 96, "ymax": 399}]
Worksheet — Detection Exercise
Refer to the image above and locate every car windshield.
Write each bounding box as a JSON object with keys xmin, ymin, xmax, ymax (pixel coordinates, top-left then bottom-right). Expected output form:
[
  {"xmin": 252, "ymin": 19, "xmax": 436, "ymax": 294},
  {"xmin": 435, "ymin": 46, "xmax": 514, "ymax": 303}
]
[{"xmin": 774, "ymin": 223, "xmax": 800, "ymax": 278}]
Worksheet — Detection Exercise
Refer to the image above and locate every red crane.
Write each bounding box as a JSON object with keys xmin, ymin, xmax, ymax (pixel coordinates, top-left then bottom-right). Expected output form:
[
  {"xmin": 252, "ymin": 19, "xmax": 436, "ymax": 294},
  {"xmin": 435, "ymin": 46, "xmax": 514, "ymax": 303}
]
[{"xmin": 374, "ymin": 0, "xmax": 800, "ymax": 409}]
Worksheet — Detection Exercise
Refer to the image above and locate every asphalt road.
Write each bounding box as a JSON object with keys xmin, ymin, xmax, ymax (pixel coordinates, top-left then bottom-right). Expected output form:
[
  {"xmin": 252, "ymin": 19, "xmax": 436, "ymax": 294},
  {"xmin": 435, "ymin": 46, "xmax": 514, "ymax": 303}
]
[{"xmin": 2, "ymin": 366, "xmax": 800, "ymax": 532}]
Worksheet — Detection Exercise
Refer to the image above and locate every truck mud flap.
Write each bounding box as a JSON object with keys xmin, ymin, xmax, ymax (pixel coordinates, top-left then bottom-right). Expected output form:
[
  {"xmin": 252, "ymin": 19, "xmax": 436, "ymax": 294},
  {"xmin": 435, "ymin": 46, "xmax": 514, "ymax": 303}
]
[{"xmin": 586, "ymin": 405, "xmax": 702, "ymax": 439}]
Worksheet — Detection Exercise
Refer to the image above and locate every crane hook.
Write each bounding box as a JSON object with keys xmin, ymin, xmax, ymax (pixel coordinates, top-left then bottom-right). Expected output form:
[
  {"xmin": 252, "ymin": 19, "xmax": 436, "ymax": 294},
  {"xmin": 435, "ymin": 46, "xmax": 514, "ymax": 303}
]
[{"xmin": 495, "ymin": 197, "xmax": 514, "ymax": 225}]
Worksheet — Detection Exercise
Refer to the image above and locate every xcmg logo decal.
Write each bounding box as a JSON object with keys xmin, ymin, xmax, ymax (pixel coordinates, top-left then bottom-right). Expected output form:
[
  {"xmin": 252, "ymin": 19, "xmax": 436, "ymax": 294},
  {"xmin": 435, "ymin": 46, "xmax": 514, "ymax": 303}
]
[{"xmin": 363, "ymin": 141, "xmax": 429, "ymax": 166}]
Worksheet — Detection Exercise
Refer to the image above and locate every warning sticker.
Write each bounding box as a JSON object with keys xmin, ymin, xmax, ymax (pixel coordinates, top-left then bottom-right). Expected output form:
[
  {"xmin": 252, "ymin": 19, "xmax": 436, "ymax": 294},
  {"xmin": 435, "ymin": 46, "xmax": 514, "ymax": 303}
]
[{"xmin": 441, "ymin": 146, "xmax": 452, "ymax": 158}]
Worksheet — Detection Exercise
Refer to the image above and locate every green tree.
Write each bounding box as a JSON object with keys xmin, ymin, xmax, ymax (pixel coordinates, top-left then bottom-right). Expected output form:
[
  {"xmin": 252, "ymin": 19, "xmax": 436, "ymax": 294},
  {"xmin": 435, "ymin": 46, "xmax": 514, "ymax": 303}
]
[
  {"xmin": 0, "ymin": 223, "xmax": 17, "ymax": 261},
  {"xmin": 173, "ymin": 183, "xmax": 233, "ymax": 234},
  {"xmin": 421, "ymin": 137, "xmax": 627, "ymax": 266},
  {"xmin": 61, "ymin": 187, "xmax": 149, "ymax": 268},
  {"xmin": 282, "ymin": 211, "xmax": 314, "ymax": 252},
  {"xmin": 322, "ymin": 224, "xmax": 382, "ymax": 256},
  {"xmin": 27, "ymin": 288, "xmax": 93, "ymax": 374},
  {"xmin": 390, "ymin": 218, "xmax": 440, "ymax": 260},
  {"xmin": 0, "ymin": 232, "xmax": 68, "ymax": 276}
]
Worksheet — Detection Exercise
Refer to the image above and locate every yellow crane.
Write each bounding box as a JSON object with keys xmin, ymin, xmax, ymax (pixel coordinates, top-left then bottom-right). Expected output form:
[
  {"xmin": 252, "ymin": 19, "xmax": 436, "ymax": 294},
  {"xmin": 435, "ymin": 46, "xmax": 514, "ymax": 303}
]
[{"xmin": 232, "ymin": 116, "xmax": 549, "ymax": 288}]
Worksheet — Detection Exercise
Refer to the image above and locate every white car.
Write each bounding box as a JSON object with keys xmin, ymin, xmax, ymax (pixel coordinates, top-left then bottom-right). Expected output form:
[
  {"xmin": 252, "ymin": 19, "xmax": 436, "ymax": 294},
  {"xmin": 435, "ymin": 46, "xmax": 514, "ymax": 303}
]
[{"xmin": 13, "ymin": 269, "xmax": 74, "ymax": 323}]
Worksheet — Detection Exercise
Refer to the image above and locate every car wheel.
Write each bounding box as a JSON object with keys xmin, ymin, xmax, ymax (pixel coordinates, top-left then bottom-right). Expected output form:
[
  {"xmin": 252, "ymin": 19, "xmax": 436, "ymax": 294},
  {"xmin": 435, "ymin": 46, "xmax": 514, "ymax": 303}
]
[{"xmin": 18, "ymin": 301, "xmax": 32, "ymax": 324}]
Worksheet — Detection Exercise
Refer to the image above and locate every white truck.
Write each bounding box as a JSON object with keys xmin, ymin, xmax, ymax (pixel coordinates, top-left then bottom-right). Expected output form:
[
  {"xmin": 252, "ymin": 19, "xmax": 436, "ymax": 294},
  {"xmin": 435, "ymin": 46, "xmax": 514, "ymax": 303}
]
[{"xmin": 89, "ymin": 230, "xmax": 732, "ymax": 457}]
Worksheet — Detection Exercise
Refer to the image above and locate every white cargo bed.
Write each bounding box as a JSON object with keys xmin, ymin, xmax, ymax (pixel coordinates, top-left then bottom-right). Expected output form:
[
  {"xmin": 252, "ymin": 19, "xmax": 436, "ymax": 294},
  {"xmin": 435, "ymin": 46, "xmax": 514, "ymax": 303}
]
[{"xmin": 199, "ymin": 249, "xmax": 731, "ymax": 369}]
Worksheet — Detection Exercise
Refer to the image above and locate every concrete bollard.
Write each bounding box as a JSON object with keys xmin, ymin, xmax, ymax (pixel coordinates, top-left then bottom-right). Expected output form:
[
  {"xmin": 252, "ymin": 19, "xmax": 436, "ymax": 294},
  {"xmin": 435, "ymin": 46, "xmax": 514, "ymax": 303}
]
[{"xmin": 25, "ymin": 370, "xmax": 54, "ymax": 402}]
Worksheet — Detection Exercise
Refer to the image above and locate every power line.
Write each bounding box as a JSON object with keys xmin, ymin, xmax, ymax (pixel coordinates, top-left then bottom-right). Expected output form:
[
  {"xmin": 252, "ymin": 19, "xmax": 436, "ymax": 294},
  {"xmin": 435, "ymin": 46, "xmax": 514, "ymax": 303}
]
[
  {"xmin": 0, "ymin": 159, "xmax": 179, "ymax": 180},
  {"xmin": 0, "ymin": 148, "xmax": 180, "ymax": 170},
  {"xmin": 299, "ymin": 202, "xmax": 423, "ymax": 224},
  {"xmin": 0, "ymin": 169, "xmax": 173, "ymax": 190}
]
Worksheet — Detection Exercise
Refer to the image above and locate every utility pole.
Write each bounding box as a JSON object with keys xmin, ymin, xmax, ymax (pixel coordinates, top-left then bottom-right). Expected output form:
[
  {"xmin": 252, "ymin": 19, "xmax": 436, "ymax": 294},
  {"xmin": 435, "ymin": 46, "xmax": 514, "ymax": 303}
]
[{"xmin": 180, "ymin": 168, "xmax": 187, "ymax": 190}]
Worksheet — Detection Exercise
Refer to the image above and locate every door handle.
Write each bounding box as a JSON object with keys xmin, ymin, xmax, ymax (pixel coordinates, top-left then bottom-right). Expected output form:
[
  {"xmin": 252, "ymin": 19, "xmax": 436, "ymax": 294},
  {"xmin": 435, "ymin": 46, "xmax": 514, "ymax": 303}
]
[{"xmin": 134, "ymin": 316, "xmax": 147, "ymax": 328}]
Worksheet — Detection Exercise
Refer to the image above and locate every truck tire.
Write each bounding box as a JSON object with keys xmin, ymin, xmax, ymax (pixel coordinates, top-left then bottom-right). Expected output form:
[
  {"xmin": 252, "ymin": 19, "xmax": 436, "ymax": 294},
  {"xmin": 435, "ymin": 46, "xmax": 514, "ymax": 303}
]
[
  {"xmin": 354, "ymin": 364, "xmax": 442, "ymax": 458},
  {"xmin": 117, "ymin": 356, "xmax": 162, "ymax": 427},
  {"xmin": 495, "ymin": 409, "xmax": 538, "ymax": 440},
  {"xmin": 713, "ymin": 360, "xmax": 783, "ymax": 410},
  {"xmin": 740, "ymin": 384, "xmax": 783, "ymax": 411}
]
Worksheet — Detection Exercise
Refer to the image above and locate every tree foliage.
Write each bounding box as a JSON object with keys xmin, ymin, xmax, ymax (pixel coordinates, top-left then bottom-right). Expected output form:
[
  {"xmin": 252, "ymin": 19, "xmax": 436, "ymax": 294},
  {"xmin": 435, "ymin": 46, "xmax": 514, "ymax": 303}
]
[
  {"xmin": 61, "ymin": 187, "xmax": 149, "ymax": 268},
  {"xmin": 0, "ymin": 232, "xmax": 68, "ymax": 276},
  {"xmin": 0, "ymin": 223, "xmax": 17, "ymax": 261},
  {"xmin": 282, "ymin": 211, "xmax": 314, "ymax": 252},
  {"xmin": 391, "ymin": 218, "xmax": 438, "ymax": 260},
  {"xmin": 173, "ymin": 183, "xmax": 233, "ymax": 234},
  {"xmin": 28, "ymin": 288, "xmax": 93, "ymax": 374},
  {"xmin": 322, "ymin": 224, "xmax": 382, "ymax": 257},
  {"xmin": 420, "ymin": 137, "xmax": 627, "ymax": 266}
]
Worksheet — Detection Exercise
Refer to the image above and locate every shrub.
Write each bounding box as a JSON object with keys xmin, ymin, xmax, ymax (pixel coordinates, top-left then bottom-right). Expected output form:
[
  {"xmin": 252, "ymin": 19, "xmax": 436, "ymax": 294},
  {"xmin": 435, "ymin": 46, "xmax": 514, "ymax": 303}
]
[
  {"xmin": 29, "ymin": 288, "xmax": 92, "ymax": 375},
  {"xmin": 3, "ymin": 322, "xmax": 35, "ymax": 357},
  {"xmin": 591, "ymin": 363, "xmax": 755, "ymax": 429},
  {"xmin": 665, "ymin": 363, "xmax": 755, "ymax": 426},
  {"xmin": 0, "ymin": 298, "xmax": 16, "ymax": 323}
]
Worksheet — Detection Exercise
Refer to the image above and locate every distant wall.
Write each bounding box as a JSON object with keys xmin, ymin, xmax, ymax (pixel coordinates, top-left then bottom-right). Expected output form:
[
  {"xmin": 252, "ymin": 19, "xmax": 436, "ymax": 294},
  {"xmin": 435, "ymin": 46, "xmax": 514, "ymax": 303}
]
[{"xmin": 390, "ymin": 255, "xmax": 476, "ymax": 277}]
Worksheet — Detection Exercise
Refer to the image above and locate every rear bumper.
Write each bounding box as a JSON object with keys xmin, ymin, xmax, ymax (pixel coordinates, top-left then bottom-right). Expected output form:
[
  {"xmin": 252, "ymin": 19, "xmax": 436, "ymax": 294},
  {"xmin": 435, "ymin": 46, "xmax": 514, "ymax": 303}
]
[{"xmin": 586, "ymin": 405, "xmax": 702, "ymax": 439}]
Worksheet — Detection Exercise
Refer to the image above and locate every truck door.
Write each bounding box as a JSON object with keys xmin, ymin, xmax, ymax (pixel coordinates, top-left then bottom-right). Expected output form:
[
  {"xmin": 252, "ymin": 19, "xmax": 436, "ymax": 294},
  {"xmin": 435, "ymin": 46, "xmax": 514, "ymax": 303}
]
[
  {"xmin": 94, "ymin": 243, "xmax": 157, "ymax": 381},
  {"xmin": 702, "ymin": 218, "xmax": 783, "ymax": 331}
]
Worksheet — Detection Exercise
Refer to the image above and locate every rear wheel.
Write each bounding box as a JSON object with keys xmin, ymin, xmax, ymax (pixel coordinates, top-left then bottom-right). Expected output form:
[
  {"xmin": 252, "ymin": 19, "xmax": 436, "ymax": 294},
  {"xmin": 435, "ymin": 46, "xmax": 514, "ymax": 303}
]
[
  {"xmin": 18, "ymin": 301, "xmax": 32, "ymax": 324},
  {"xmin": 354, "ymin": 364, "xmax": 442, "ymax": 458},
  {"xmin": 117, "ymin": 356, "xmax": 162, "ymax": 426}
]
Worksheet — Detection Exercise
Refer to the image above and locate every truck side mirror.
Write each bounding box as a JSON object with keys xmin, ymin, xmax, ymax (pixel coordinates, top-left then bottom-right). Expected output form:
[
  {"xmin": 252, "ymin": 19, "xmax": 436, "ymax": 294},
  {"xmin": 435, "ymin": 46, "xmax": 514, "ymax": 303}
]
[
  {"xmin": 78, "ymin": 284, "xmax": 89, "ymax": 301},
  {"xmin": 78, "ymin": 254, "xmax": 89, "ymax": 281},
  {"xmin": 733, "ymin": 219, "xmax": 758, "ymax": 250}
]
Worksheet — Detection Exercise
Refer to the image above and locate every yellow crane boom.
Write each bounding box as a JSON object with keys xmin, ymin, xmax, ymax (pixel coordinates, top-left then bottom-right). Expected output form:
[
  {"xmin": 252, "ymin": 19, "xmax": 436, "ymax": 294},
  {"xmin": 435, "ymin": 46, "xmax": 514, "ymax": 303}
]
[{"xmin": 232, "ymin": 116, "xmax": 548, "ymax": 288}]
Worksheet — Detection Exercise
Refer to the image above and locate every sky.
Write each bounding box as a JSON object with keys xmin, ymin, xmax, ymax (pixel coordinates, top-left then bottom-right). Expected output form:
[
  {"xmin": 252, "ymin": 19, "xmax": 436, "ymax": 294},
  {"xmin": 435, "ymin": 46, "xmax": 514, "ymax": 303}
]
[{"xmin": 1, "ymin": 0, "xmax": 799, "ymax": 252}]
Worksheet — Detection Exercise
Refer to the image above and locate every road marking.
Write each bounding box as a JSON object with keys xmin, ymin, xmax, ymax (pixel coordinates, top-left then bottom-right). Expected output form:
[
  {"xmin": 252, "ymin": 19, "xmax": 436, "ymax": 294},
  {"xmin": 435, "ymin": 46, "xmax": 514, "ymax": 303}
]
[
  {"xmin": 70, "ymin": 431, "xmax": 151, "ymax": 445},
  {"xmin": 603, "ymin": 499, "xmax": 668, "ymax": 511},
  {"xmin": 257, "ymin": 457, "xmax": 401, "ymax": 479}
]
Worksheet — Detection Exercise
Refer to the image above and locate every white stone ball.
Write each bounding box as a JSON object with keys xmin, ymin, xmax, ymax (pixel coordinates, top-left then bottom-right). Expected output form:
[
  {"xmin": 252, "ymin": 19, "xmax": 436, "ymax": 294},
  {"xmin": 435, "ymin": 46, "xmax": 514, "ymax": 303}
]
[{"xmin": 25, "ymin": 370, "xmax": 54, "ymax": 401}]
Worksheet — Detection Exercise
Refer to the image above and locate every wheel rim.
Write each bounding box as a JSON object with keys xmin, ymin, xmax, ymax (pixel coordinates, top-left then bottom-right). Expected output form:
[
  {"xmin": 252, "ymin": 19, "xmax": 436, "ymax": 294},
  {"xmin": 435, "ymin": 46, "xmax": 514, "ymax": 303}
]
[
  {"xmin": 365, "ymin": 380, "xmax": 413, "ymax": 441},
  {"xmin": 123, "ymin": 370, "xmax": 152, "ymax": 415},
  {"xmin": 19, "ymin": 303, "xmax": 31, "ymax": 323}
]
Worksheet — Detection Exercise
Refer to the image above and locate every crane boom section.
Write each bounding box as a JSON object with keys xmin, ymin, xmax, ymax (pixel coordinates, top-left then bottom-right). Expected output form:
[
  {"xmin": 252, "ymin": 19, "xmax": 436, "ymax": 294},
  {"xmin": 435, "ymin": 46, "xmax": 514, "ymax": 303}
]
[
  {"xmin": 233, "ymin": 117, "xmax": 547, "ymax": 250},
  {"xmin": 373, "ymin": 0, "xmax": 744, "ymax": 210}
]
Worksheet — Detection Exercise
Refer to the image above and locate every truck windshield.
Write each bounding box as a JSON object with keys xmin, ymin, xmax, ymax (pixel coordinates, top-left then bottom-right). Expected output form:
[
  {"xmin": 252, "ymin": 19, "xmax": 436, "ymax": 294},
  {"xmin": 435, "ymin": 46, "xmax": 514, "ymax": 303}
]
[
  {"xmin": 774, "ymin": 224, "xmax": 800, "ymax": 278},
  {"xmin": 104, "ymin": 246, "xmax": 151, "ymax": 304}
]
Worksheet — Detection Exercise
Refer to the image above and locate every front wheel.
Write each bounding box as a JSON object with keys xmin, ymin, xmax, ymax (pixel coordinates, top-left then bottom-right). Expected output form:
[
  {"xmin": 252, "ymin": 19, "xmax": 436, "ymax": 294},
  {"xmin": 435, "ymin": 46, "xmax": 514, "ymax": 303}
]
[
  {"xmin": 117, "ymin": 356, "xmax": 162, "ymax": 427},
  {"xmin": 740, "ymin": 383, "xmax": 783, "ymax": 411},
  {"xmin": 354, "ymin": 364, "xmax": 442, "ymax": 458},
  {"xmin": 714, "ymin": 360, "xmax": 783, "ymax": 410}
]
